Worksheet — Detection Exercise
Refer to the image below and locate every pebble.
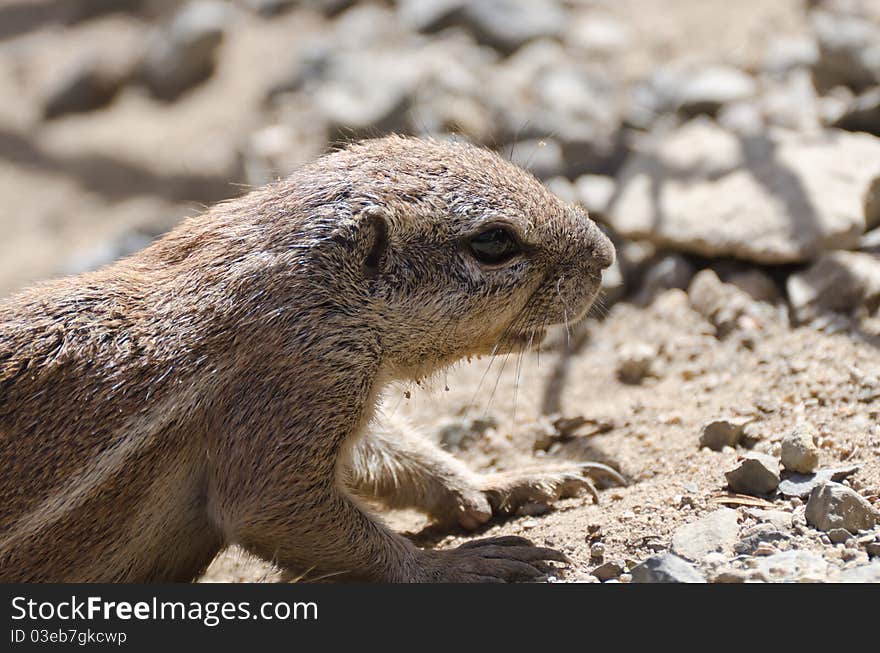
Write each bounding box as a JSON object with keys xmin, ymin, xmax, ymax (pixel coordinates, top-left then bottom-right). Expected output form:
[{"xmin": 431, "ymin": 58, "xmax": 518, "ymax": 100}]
[
  {"xmin": 413, "ymin": 0, "xmax": 568, "ymax": 55},
  {"xmin": 780, "ymin": 423, "xmax": 820, "ymax": 473},
  {"xmin": 243, "ymin": 0, "xmax": 297, "ymax": 15},
  {"xmin": 832, "ymin": 87, "xmax": 880, "ymax": 137},
  {"xmin": 743, "ymin": 508, "xmax": 793, "ymax": 530},
  {"xmin": 634, "ymin": 254, "xmax": 695, "ymax": 305},
  {"xmin": 688, "ymin": 269, "xmax": 756, "ymax": 337},
  {"xmin": 778, "ymin": 465, "xmax": 860, "ymax": 499},
  {"xmin": 787, "ymin": 251, "xmax": 880, "ymax": 325},
  {"xmin": 592, "ymin": 560, "xmax": 626, "ymax": 581},
  {"xmin": 805, "ymin": 481, "xmax": 880, "ymax": 533},
  {"xmin": 436, "ymin": 415, "xmax": 497, "ymax": 450},
  {"xmin": 753, "ymin": 542, "xmax": 778, "ymax": 556},
  {"xmin": 574, "ymin": 174, "xmax": 616, "ymax": 219},
  {"xmin": 753, "ymin": 550, "xmax": 828, "ymax": 582},
  {"xmin": 734, "ymin": 523, "xmax": 791, "ymax": 555},
  {"xmin": 712, "ymin": 569, "xmax": 748, "ymax": 583},
  {"xmin": 630, "ymin": 553, "xmax": 706, "ymax": 583},
  {"xmin": 616, "ymin": 342, "xmax": 658, "ymax": 385},
  {"xmin": 725, "ymin": 453, "xmax": 781, "ymax": 495},
  {"xmin": 671, "ymin": 508, "xmax": 740, "ymax": 561},
  {"xmin": 724, "ymin": 269, "xmax": 779, "ymax": 304},
  {"xmin": 699, "ymin": 416, "xmax": 751, "ymax": 451},
  {"xmin": 827, "ymin": 528, "xmax": 852, "ymax": 545},
  {"xmin": 141, "ymin": 1, "xmax": 232, "ymax": 101},
  {"xmin": 42, "ymin": 58, "xmax": 127, "ymax": 120},
  {"xmin": 838, "ymin": 561, "xmax": 880, "ymax": 583},
  {"xmin": 811, "ymin": 10, "xmax": 880, "ymax": 92}
]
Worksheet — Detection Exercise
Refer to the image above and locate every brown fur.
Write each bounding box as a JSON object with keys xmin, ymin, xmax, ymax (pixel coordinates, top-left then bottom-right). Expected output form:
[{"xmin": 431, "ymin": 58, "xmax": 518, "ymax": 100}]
[{"xmin": 0, "ymin": 136, "xmax": 614, "ymax": 582}]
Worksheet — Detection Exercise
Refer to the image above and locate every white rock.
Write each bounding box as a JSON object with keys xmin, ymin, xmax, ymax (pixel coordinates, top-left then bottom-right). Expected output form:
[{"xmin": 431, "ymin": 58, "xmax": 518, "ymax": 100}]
[
  {"xmin": 780, "ymin": 423, "xmax": 820, "ymax": 474},
  {"xmin": 608, "ymin": 119, "xmax": 880, "ymax": 264},
  {"xmin": 787, "ymin": 251, "xmax": 880, "ymax": 325},
  {"xmin": 671, "ymin": 508, "xmax": 740, "ymax": 561}
]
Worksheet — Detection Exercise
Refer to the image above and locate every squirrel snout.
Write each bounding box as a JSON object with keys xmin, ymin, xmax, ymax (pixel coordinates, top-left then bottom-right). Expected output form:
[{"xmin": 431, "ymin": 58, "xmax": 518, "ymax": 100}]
[{"xmin": 588, "ymin": 227, "xmax": 616, "ymax": 270}]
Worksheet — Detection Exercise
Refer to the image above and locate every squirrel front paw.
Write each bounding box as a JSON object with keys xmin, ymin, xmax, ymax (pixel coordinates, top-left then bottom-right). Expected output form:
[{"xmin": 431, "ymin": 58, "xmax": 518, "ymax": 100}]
[
  {"xmin": 416, "ymin": 536, "xmax": 566, "ymax": 582},
  {"xmin": 430, "ymin": 462, "xmax": 626, "ymax": 530}
]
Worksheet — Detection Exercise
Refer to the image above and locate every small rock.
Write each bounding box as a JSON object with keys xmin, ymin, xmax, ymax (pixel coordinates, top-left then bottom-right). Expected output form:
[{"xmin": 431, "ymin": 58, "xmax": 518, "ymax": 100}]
[
  {"xmin": 630, "ymin": 553, "xmax": 706, "ymax": 583},
  {"xmin": 635, "ymin": 254, "xmax": 695, "ymax": 305},
  {"xmin": 242, "ymin": 0, "xmax": 297, "ymax": 15},
  {"xmin": 590, "ymin": 542, "xmax": 605, "ymax": 561},
  {"xmin": 734, "ymin": 523, "xmax": 791, "ymax": 555},
  {"xmin": 573, "ymin": 174, "xmax": 616, "ymax": 221},
  {"xmin": 407, "ymin": 0, "xmax": 567, "ymax": 55},
  {"xmin": 639, "ymin": 61, "xmax": 757, "ymax": 119},
  {"xmin": 832, "ymin": 87, "xmax": 880, "ymax": 137},
  {"xmin": 398, "ymin": 0, "xmax": 461, "ymax": 32},
  {"xmin": 838, "ymin": 561, "xmax": 880, "ymax": 583},
  {"xmin": 712, "ymin": 569, "xmax": 748, "ymax": 583},
  {"xmin": 688, "ymin": 269, "xmax": 755, "ymax": 338},
  {"xmin": 316, "ymin": 51, "xmax": 419, "ymax": 142},
  {"xmin": 780, "ymin": 423, "xmax": 820, "ymax": 474},
  {"xmin": 743, "ymin": 508, "xmax": 793, "ymax": 531},
  {"xmin": 764, "ymin": 36, "xmax": 819, "ymax": 77},
  {"xmin": 141, "ymin": 1, "xmax": 232, "ymax": 101},
  {"xmin": 42, "ymin": 58, "xmax": 128, "ymax": 119},
  {"xmin": 754, "ymin": 549, "xmax": 829, "ymax": 582},
  {"xmin": 760, "ymin": 69, "xmax": 822, "ymax": 132},
  {"xmin": 787, "ymin": 251, "xmax": 880, "ymax": 325},
  {"xmin": 862, "ymin": 227, "xmax": 880, "ymax": 252},
  {"xmin": 778, "ymin": 465, "xmax": 860, "ymax": 498},
  {"xmin": 725, "ymin": 269, "xmax": 779, "ymax": 304},
  {"xmin": 811, "ymin": 10, "xmax": 880, "ymax": 92},
  {"xmin": 827, "ymin": 528, "xmax": 852, "ymax": 544},
  {"xmin": 566, "ymin": 13, "xmax": 631, "ymax": 56},
  {"xmin": 529, "ymin": 415, "xmax": 610, "ymax": 452},
  {"xmin": 725, "ymin": 453, "xmax": 781, "ymax": 495},
  {"xmin": 676, "ymin": 65, "xmax": 758, "ymax": 118},
  {"xmin": 753, "ymin": 542, "xmax": 779, "ymax": 556},
  {"xmin": 592, "ymin": 560, "xmax": 625, "ymax": 581},
  {"xmin": 805, "ymin": 481, "xmax": 880, "ymax": 533},
  {"xmin": 699, "ymin": 416, "xmax": 750, "ymax": 451},
  {"xmin": 457, "ymin": 0, "xmax": 567, "ymax": 55},
  {"xmin": 702, "ymin": 551, "xmax": 728, "ymax": 567},
  {"xmin": 436, "ymin": 415, "xmax": 497, "ymax": 450},
  {"xmin": 491, "ymin": 40, "xmax": 620, "ymax": 174},
  {"xmin": 544, "ymin": 176, "xmax": 578, "ymax": 205},
  {"xmin": 615, "ymin": 342, "xmax": 657, "ymax": 385},
  {"xmin": 671, "ymin": 508, "xmax": 740, "ymax": 561},
  {"xmin": 516, "ymin": 502, "xmax": 551, "ymax": 517}
]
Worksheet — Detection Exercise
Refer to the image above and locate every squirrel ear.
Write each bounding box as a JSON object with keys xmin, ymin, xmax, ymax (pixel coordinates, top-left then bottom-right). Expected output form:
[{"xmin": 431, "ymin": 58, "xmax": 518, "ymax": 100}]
[{"xmin": 361, "ymin": 207, "xmax": 388, "ymax": 278}]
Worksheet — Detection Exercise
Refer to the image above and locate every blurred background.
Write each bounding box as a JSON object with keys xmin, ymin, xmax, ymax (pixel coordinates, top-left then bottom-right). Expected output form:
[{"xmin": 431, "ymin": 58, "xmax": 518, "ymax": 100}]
[
  {"xmin": 4, "ymin": 0, "xmax": 880, "ymax": 583},
  {"xmin": 0, "ymin": 0, "xmax": 879, "ymax": 332}
]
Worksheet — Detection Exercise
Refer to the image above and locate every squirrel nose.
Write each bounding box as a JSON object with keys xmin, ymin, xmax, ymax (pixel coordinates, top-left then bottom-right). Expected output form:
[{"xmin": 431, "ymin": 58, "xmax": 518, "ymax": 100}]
[{"xmin": 588, "ymin": 225, "xmax": 616, "ymax": 270}]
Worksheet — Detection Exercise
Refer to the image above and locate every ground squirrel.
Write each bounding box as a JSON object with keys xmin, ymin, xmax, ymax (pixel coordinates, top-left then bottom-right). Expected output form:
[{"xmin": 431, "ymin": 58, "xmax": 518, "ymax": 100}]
[{"xmin": 0, "ymin": 136, "xmax": 619, "ymax": 582}]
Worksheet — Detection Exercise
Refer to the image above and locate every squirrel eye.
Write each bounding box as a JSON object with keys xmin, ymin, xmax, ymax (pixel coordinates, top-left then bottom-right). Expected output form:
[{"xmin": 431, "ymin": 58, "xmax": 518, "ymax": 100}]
[{"xmin": 468, "ymin": 227, "xmax": 522, "ymax": 266}]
